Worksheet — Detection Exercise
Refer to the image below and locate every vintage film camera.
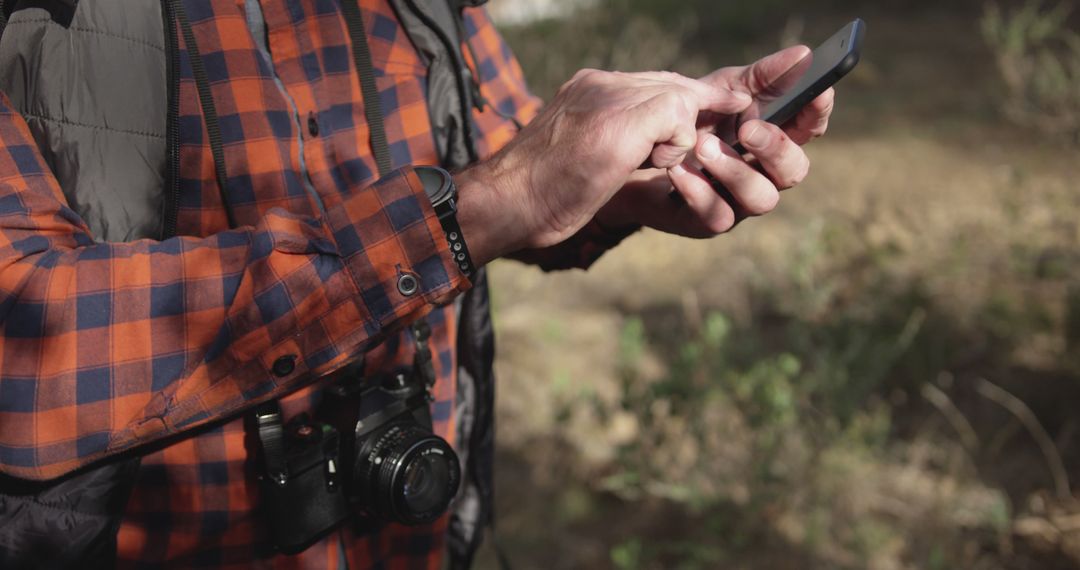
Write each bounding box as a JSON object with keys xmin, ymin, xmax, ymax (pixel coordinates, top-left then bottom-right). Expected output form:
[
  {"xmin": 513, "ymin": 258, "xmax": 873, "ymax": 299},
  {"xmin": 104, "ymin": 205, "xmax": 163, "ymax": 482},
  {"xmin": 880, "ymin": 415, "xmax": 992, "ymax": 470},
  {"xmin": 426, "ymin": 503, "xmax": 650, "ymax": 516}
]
[{"xmin": 255, "ymin": 322, "xmax": 460, "ymax": 553}]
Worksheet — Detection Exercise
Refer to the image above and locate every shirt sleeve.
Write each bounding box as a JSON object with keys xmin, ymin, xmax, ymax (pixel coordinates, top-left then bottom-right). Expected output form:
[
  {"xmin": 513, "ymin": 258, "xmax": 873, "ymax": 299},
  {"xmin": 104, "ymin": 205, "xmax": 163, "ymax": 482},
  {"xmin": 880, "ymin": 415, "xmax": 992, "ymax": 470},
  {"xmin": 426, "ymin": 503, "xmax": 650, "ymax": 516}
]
[
  {"xmin": 0, "ymin": 93, "xmax": 470, "ymax": 481},
  {"xmin": 462, "ymin": 7, "xmax": 639, "ymax": 271},
  {"xmin": 506, "ymin": 220, "xmax": 640, "ymax": 271}
]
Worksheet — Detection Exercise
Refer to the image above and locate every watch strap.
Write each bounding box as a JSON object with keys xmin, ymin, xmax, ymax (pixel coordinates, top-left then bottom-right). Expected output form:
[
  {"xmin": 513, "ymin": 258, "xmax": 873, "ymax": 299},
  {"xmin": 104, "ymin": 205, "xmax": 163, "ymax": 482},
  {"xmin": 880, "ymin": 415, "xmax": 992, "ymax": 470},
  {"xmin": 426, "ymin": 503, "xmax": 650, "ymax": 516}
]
[
  {"xmin": 417, "ymin": 166, "xmax": 475, "ymax": 280},
  {"xmin": 440, "ymin": 214, "xmax": 475, "ymax": 279}
]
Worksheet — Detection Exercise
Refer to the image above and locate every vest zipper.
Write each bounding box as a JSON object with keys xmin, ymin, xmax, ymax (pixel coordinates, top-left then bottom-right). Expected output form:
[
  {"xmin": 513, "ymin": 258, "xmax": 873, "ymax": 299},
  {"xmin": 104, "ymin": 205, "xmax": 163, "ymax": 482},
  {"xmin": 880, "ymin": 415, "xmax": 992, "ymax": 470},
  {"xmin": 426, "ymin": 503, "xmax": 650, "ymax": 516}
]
[
  {"xmin": 402, "ymin": 0, "xmax": 479, "ymax": 164},
  {"xmin": 161, "ymin": 0, "xmax": 181, "ymax": 239},
  {"xmin": 454, "ymin": 10, "xmax": 523, "ymax": 131}
]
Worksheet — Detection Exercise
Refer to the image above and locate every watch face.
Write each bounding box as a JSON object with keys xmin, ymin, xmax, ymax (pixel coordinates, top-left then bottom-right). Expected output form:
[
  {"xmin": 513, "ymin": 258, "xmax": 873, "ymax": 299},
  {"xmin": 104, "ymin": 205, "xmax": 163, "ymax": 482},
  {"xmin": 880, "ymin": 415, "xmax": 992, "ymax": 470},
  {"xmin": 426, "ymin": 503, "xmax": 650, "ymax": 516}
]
[{"xmin": 416, "ymin": 166, "xmax": 454, "ymax": 205}]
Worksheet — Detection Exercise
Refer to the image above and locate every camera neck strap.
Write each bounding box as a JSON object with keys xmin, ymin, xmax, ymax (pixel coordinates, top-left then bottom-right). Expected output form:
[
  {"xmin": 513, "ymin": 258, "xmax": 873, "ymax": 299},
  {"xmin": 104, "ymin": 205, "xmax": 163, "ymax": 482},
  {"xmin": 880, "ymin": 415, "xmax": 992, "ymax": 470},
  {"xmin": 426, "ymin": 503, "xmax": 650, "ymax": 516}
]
[
  {"xmin": 342, "ymin": 0, "xmax": 436, "ymax": 389},
  {"xmin": 411, "ymin": 319, "xmax": 437, "ymax": 388},
  {"xmin": 252, "ymin": 0, "xmax": 443, "ymax": 499}
]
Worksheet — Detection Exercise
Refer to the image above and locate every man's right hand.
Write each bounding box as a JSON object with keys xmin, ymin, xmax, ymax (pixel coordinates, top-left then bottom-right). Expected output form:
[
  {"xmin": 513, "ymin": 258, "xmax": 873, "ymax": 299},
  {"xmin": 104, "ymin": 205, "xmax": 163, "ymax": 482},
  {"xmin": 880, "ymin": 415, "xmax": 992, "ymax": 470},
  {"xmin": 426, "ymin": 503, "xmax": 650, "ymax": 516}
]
[{"xmin": 454, "ymin": 69, "xmax": 752, "ymax": 266}]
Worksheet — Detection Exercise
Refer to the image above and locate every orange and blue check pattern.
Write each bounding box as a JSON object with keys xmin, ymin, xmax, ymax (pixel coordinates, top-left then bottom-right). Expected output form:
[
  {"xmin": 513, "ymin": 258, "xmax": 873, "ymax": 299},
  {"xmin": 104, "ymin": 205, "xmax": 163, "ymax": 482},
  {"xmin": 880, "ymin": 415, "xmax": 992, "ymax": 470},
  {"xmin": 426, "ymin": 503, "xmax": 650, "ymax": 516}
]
[{"xmin": 0, "ymin": 0, "xmax": 630, "ymax": 567}]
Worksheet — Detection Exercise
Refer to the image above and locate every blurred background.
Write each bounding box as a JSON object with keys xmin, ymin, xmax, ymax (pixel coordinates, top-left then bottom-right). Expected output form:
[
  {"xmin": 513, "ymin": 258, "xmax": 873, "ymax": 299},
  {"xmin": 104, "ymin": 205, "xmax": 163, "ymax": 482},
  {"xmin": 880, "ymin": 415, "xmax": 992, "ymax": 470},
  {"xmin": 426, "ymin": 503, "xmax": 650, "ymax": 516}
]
[{"xmin": 476, "ymin": 0, "xmax": 1080, "ymax": 568}]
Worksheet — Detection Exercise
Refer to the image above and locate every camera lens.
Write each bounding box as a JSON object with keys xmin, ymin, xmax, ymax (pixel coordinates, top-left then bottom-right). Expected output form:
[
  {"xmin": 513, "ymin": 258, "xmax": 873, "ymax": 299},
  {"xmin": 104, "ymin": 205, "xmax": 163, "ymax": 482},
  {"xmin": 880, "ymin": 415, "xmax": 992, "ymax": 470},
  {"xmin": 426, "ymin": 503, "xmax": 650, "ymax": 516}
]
[
  {"xmin": 403, "ymin": 453, "xmax": 450, "ymax": 513},
  {"xmin": 354, "ymin": 423, "xmax": 460, "ymax": 525}
]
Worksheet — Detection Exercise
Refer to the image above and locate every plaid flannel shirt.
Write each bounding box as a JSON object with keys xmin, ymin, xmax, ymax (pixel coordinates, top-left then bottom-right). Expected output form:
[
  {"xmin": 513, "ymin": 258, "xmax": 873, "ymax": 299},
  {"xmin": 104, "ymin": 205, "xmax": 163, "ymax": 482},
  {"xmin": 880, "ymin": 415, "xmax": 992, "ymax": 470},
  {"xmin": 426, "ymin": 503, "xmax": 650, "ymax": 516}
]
[{"xmin": 0, "ymin": 0, "xmax": 633, "ymax": 567}]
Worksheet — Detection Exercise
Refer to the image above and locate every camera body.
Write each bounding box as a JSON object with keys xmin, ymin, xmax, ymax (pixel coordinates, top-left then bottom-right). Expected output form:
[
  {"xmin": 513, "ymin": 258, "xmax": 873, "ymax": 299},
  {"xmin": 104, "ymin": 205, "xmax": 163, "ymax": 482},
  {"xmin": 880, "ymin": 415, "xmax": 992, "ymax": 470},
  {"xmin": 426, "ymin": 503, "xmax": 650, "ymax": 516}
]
[
  {"xmin": 257, "ymin": 412, "xmax": 349, "ymax": 553},
  {"xmin": 257, "ymin": 365, "xmax": 460, "ymax": 554}
]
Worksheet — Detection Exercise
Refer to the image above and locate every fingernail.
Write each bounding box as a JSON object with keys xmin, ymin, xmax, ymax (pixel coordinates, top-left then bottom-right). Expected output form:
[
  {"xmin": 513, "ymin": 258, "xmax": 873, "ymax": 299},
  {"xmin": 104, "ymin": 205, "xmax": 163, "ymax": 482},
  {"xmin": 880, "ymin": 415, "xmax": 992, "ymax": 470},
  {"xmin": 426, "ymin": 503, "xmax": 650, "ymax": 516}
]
[
  {"xmin": 670, "ymin": 163, "xmax": 687, "ymax": 176},
  {"xmin": 699, "ymin": 136, "xmax": 721, "ymax": 160},
  {"xmin": 745, "ymin": 124, "xmax": 769, "ymax": 149},
  {"xmin": 733, "ymin": 90, "xmax": 752, "ymax": 103}
]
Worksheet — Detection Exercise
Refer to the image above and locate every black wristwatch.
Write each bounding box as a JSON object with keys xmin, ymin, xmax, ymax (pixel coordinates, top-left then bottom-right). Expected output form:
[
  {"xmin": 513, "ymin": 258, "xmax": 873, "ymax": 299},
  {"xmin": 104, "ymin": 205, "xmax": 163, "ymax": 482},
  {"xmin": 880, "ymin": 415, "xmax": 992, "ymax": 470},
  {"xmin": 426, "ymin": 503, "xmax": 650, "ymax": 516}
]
[{"xmin": 415, "ymin": 166, "xmax": 475, "ymax": 279}]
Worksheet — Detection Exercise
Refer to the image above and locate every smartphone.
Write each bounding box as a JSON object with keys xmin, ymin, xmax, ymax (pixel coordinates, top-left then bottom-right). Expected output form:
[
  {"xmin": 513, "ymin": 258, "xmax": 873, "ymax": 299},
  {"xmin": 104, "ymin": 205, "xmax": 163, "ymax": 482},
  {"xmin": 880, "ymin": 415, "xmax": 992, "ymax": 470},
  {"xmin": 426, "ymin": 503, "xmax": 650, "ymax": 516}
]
[{"xmin": 727, "ymin": 18, "xmax": 866, "ymax": 153}]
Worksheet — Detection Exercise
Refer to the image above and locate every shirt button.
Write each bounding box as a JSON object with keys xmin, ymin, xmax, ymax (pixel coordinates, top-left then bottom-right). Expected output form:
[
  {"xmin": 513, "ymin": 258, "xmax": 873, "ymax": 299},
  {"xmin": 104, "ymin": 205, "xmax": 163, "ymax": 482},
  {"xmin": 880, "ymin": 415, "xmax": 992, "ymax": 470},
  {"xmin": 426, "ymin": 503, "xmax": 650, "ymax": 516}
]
[
  {"xmin": 397, "ymin": 273, "xmax": 419, "ymax": 296},
  {"xmin": 307, "ymin": 112, "xmax": 319, "ymax": 137},
  {"xmin": 272, "ymin": 355, "xmax": 297, "ymax": 377}
]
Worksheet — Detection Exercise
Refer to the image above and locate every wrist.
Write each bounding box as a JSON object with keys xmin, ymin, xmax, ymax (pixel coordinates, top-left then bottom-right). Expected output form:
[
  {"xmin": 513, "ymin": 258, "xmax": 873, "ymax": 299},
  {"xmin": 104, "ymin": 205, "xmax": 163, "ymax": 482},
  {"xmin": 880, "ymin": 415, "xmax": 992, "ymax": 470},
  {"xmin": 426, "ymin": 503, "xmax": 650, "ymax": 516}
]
[
  {"xmin": 415, "ymin": 166, "xmax": 478, "ymax": 279},
  {"xmin": 453, "ymin": 161, "xmax": 530, "ymax": 267},
  {"xmin": 594, "ymin": 191, "xmax": 642, "ymax": 235}
]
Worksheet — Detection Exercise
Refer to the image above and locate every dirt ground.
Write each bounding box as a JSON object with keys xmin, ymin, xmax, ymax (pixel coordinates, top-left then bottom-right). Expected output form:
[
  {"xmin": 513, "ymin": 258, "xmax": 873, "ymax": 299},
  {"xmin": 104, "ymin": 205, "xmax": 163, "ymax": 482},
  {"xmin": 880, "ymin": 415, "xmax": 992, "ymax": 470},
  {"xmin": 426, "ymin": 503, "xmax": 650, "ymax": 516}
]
[{"xmin": 474, "ymin": 2, "xmax": 1080, "ymax": 569}]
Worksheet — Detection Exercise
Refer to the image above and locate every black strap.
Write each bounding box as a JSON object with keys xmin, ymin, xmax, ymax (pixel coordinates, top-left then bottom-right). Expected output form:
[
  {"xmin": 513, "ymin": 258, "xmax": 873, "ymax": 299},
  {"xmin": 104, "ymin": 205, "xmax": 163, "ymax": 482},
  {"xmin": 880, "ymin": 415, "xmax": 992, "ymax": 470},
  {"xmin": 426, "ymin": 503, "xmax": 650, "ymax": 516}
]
[
  {"xmin": 172, "ymin": 0, "xmax": 236, "ymax": 228},
  {"xmin": 341, "ymin": 0, "xmax": 439, "ymax": 410},
  {"xmin": 412, "ymin": 319, "xmax": 436, "ymax": 388},
  {"xmin": 339, "ymin": 0, "xmax": 393, "ymax": 177}
]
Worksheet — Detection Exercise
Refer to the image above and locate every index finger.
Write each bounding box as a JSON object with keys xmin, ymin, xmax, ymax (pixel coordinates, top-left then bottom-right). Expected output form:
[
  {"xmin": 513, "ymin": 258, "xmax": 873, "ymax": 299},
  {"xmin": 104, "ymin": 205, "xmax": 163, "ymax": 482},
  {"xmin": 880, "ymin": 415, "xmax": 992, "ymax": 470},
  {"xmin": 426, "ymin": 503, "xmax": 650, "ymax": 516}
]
[{"xmin": 633, "ymin": 71, "xmax": 753, "ymax": 115}]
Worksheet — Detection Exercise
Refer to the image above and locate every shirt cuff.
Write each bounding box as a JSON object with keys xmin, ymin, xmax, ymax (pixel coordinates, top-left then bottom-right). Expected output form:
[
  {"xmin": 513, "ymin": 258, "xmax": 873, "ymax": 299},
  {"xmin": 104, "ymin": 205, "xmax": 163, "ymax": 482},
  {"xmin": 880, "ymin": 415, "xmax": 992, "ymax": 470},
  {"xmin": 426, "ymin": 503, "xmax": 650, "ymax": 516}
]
[
  {"xmin": 509, "ymin": 218, "xmax": 640, "ymax": 272},
  {"xmin": 324, "ymin": 167, "xmax": 472, "ymax": 327}
]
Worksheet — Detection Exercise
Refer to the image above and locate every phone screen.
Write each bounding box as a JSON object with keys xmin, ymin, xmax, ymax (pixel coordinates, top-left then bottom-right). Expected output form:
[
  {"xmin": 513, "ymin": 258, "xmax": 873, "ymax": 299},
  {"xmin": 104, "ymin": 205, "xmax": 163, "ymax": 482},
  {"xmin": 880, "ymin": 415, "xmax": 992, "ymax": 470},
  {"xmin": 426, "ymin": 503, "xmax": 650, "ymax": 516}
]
[{"xmin": 736, "ymin": 20, "xmax": 862, "ymax": 129}]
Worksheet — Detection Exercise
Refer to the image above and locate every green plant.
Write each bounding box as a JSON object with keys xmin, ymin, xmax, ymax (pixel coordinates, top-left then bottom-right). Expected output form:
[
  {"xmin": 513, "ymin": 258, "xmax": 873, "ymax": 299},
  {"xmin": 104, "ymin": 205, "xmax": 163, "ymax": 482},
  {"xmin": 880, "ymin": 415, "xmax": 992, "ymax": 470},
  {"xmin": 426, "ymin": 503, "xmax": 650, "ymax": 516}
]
[
  {"xmin": 981, "ymin": 0, "xmax": 1080, "ymax": 142},
  {"xmin": 611, "ymin": 538, "xmax": 644, "ymax": 570}
]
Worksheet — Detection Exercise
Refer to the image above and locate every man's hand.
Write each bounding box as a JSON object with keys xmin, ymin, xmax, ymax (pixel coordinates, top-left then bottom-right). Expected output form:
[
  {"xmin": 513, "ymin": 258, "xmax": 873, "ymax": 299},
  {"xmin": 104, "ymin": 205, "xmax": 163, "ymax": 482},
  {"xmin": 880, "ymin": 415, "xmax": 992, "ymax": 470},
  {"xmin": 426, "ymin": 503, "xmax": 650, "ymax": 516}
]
[
  {"xmin": 595, "ymin": 46, "xmax": 836, "ymax": 237},
  {"xmin": 700, "ymin": 45, "xmax": 834, "ymax": 146},
  {"xmin": 454, "ymin": 69, "xmax": 751, "ymax": 265}
]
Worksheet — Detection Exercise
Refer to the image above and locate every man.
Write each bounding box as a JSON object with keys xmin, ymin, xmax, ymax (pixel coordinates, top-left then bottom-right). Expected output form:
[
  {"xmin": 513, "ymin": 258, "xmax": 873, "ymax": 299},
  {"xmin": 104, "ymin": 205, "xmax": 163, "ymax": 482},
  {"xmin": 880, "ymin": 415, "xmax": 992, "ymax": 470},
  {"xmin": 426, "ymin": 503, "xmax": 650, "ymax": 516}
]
[{"xmin": 0, "ymin": 0, "xmax": 832, "ymax": 567}]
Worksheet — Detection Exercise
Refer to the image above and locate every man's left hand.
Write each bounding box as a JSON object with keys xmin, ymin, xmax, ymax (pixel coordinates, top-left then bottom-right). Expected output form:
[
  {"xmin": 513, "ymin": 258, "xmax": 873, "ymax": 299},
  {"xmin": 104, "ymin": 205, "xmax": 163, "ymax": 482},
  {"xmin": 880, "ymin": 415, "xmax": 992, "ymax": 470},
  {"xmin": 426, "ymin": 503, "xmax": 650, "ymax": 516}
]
[{"xmin": 596, "ymin": 46, "xmax": 835, "ymax": 238}]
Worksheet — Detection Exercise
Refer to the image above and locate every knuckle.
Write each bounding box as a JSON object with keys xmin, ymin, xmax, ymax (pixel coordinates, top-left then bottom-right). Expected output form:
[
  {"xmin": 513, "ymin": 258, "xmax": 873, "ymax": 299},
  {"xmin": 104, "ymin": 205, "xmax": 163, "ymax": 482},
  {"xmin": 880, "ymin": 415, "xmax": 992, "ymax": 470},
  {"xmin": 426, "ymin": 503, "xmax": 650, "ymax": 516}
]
[
  {"xmin": 669, "ymin": 92, "xmax": 696, "ymax": 123},
  {"xmin": 654, "ymin": 92, "xmax": 690, "ymax": 124},
  {"xmin": 675, "ymin": 123, "xmax": 696, "ymax": 146},
  {"xmin": 656, "ymin": 90, "xmax": 681, "ymax": 109},
  {"xmin": 679, "ymin": 93, "xmax": 696, "ymax": 118},
  {"xmin": 573, "ymin": 68, "xmax": 596, "ymax": 80},
  {"xmin": 571, "ymin": 68, "xmax": 602, "ymax": 85}
]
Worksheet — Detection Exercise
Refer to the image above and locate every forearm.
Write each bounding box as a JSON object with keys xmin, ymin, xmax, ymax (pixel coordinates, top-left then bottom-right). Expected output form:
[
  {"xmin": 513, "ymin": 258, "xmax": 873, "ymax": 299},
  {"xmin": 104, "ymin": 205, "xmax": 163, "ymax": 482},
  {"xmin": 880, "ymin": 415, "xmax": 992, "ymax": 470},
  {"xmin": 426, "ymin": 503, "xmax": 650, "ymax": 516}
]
[
  {"xmin": 453, "ymin": 151, "xmax": 535, "ymax": 267},
  {"xmin": 455, "ymin": 157, "xmax": 640, "ymax": 272},
  {"xmin": 0, "ymin": 94, "xmax": 468, "ymax": 479}
]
